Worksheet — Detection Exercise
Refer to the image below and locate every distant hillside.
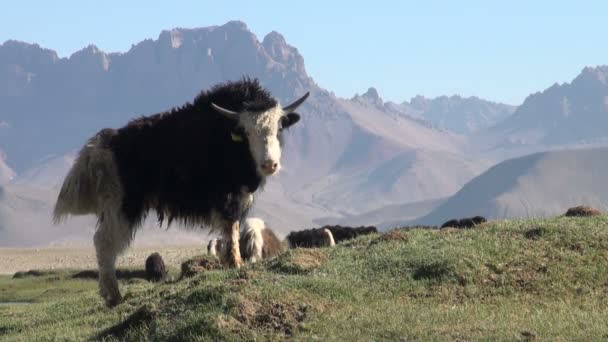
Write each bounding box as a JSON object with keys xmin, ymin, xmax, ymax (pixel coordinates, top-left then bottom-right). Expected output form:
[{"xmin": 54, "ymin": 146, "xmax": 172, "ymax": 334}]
[
  {"xmin": 315, "ymin": 198, "xmax": 445, "ymax": 228},
  {"xmin": 387, "ymin": 94, "xmax": 516, "ymax": 134},
  {"xmin": 486, "ymin": 66, "xmax": 608, "ymax": 149},
  {"xmin": 349, "ymin": 87, "xmax": 515, "ymax": 134},
  {"xmin": 415, "ymin": 147, "xmax": 608, "ymax": 225}
]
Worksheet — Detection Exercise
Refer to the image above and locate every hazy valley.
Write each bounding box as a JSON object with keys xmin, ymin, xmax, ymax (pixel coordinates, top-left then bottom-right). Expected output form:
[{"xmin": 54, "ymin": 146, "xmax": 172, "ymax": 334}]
[{"xmin": 2, "ymin": 21, "xmax": 608, "ymax": 246}]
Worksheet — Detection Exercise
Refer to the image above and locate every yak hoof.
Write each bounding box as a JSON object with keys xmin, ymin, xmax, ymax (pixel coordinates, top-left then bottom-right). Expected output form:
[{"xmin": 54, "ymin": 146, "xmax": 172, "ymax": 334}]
[
  {"xmin": 104, "ymin": 293, "xmax": 123, "ymax": 307},
  {"xmin": 220, "ymin": 252, "xmax": 243, "ymax": 269},
  {"xmin": 99, "ymin": 280, "xmax": 122, "ymax": 307}
]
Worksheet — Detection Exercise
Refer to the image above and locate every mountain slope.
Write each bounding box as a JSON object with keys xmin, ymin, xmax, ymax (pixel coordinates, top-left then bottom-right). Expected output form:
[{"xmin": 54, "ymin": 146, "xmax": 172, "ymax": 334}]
[
  {"xmin": 481, "ymin": 66, "xmax": 608, "ymax": 152},
  {"xmin": 387, "ymin": 94, "xmax": 516, "ymax": 134},
  {"xmin": 415, "ymin": 147, "xmax": 608, "ymax": 225}
]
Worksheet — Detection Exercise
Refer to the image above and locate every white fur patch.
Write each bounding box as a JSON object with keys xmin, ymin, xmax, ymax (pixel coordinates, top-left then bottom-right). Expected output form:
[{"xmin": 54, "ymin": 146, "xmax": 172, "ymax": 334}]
[
  {"xmin": 238, "ymin": 105, "xmax": 284, "ymax": 177},
  {"xmin": 241, "ymin": 217, "xmax": 265, "ymax": 263}
]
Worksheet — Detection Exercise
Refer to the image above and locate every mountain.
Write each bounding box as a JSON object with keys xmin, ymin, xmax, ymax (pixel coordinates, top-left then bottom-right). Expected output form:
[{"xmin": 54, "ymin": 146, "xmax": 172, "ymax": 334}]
[
  {"xmin": 415, "ymin": 148, "xmax": 608, "ymax": 225},
  {"xmin": 0, "ymin": 151, "xmax": 14, "ymax": 184},
  {"xmin": 485, "ymin": 66, "xmax": 608, "ymax": 150},
  {"xmin": 0, "ymin": 21, "xmax": 487, "ymax": 244},
  {"xmin": 385, "ymin": 94, "xmax": 516, "ymax": 134}
]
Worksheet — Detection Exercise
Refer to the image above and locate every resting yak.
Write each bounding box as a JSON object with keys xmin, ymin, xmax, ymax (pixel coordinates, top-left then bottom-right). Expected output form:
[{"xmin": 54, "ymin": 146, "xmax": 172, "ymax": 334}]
[
  {"xmin": 239, "ymin": 217, "xmax": 285, "ymax": 263},
  {"xmin": 53, "ymin": 78, "xmax": 308, "ymax": 306},
  {"xmin": 286, "ymin": 228, "xmax": 336, "ymax": 248}
]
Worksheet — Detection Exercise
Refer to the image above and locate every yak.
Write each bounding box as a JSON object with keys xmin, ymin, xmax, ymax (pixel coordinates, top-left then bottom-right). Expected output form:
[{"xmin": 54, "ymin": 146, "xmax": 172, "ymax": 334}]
[
  {"xmin": 286, "ymin": 227, "xmax": 336, "ymax": 248},
  {"xmin": 239, "ymin": 217, "xmax": 285, "ymax": 263},
  {"xmin": 53, "ymin": 78, "xmax": 308, "ymax": 306},
  {"xmin": 323, "ymin": 225, "xmax": 378, "ymax": 243},
  {"xmin": 440, "ymin": 216, "xmax": 487, "ymax": 229},
  {"xmin": 144, "ymin": 252, "xmax": 167, "ymax": 282}
]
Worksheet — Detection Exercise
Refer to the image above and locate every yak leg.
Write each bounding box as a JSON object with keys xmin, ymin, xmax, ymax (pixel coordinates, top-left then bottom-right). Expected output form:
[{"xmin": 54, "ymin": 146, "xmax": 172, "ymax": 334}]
[
  {"xmin": 220, "ymin": 220, "xmax": 243, "ymax": 268},
  {"xmin": 93, "ymin": 212, "xmax": 132, "ymax": 307}
]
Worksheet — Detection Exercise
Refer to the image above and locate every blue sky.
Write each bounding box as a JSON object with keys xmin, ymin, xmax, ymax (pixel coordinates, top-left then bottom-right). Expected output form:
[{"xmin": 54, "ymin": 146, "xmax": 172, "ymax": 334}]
[{"xmin": 1, "ymin": 1, "xmax": 606, "ymax": 105}]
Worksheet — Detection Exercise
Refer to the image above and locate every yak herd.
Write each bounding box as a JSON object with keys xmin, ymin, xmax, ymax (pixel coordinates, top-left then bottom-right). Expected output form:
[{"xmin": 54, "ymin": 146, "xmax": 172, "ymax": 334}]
[
  {"xmin": 53, "ymin": 78, "xmax": 487, "ymax": 306},
  {"xmin": 205, "ymin": 218, "xmax": 378, "ymax": 263}
]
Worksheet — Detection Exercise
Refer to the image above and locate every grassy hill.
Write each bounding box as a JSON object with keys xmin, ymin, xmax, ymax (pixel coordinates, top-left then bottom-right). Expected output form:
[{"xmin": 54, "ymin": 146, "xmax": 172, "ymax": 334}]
[{"xmin": 2, "ymin": 216, "xmax": 608, "ymax": 340}]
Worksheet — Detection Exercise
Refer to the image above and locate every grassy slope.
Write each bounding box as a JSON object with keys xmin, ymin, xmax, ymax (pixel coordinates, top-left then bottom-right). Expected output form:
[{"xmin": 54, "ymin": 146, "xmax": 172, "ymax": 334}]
[{"xmin": 2, "ymin": 216, "xmax": 608, "ymax": 341}]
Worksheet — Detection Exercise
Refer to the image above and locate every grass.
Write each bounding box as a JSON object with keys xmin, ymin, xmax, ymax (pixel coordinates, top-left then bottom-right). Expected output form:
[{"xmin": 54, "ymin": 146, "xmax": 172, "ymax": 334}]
[{"xmin": 2, "ymin": 216, "xmax": 608, "ymax": 340}]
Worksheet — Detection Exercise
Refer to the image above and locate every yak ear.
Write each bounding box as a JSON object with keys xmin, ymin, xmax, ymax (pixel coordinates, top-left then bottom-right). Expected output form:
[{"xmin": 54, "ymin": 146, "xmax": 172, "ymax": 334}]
[{"xmin": 281, "ymin": 113, "xmax": 300, "ymax": 129}]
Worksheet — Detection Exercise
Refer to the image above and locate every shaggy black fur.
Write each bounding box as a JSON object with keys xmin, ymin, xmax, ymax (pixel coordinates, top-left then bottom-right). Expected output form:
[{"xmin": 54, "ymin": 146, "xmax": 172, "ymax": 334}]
[
  {"xmin": 144, "ymin": 252, "xmax": 167, "ymax": 282},
  {"xmin": 286, "ymin": 228, "xmax": 332, "ymax": 248},
  {"xmin": 323, "ymin": 225, "xmax": 378, "ymax": 243},
  {"xmin": 106, "ymin": 78, "xmax": 282, "ymax": 228},
  {"xmin": 440, "ymin": 216, "xmax": 487, "ymax": 229}
]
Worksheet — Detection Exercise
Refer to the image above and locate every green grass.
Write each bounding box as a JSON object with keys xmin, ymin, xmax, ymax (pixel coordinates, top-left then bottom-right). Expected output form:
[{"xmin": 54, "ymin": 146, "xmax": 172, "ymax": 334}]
[{"xmin": 2, "ymin": 216, "xmax": 608, "ymax": 341}]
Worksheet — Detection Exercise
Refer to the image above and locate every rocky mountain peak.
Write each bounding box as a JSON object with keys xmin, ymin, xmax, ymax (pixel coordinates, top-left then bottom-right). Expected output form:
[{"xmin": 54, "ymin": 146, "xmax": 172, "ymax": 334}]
[
  {"xmin": 68, "ymin": 44, "xmax": 110, "ymax": 71},
  {"xmin": 573, "ymin": 66, "xmax": 608, "ymax": 86},
  {"xmin": 352, "ymin": 87, "xmax": 384, "ymax": 108}
]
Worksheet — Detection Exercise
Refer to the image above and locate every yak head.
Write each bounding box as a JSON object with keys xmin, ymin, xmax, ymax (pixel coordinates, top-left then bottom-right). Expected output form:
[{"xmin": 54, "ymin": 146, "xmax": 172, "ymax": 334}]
[{"xmin": 212, "ymin": 92, "xmax": 308, "ymax": 177}]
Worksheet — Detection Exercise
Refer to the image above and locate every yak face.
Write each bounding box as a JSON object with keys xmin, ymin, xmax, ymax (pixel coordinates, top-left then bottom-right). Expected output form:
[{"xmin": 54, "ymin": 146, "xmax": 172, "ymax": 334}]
[{"xmin": 213, "ymin": 93, "xmax": 308, "ymax": 177}]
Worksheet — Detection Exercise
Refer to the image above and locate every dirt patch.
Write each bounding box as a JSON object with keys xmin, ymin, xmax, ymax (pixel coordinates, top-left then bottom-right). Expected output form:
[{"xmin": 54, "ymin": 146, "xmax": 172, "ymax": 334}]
[
  {"xmin": 520, "ymin": 330, "xmax": 537, "ymax": 341},
  {"xmin": 269, "ymin": 249, "xmax": 328, "ymax": 274},
  {"xmin": 378, "ymin": 230, "xmax": 410, "ymax": 243},
  {"xmin": 565, "ymin": 205, "xmax": 602, "ymax": 217},
  {"xmin": 484, "ymin": 260, "xmax": 545, "ymax": 290},
  {"xmin": 235, "ymin": 298, "xmax": 307, "ymax": 336},
  {"xmin": 229, "ymin": 269, "xmax": 256, "ymax": 285},
  {"xmin": 180, "ymin": 256, "xmax": 222, "ymax": 278}
]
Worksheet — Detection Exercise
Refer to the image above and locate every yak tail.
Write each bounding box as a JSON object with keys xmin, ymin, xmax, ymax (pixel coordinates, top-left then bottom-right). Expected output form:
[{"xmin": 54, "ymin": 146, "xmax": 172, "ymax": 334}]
[
  {"xmin": 53, "ymin": 130, "xmax": 118, "ymax": 224},
  {"xmin": 241, "ymin": 218, "xmax": 265, "ymax": 263},
  {"xmin": 322, "ymin": 228, "xmax": 336, "ymax": 247}
]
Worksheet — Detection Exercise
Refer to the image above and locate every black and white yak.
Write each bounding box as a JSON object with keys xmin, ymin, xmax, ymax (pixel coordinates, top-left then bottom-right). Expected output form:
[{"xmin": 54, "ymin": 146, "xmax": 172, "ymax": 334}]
[
  {"xmin": 324, "ymin": 225, "xmax": 378, "ymax": 243},
  {"xmin": 239, "ymin": 217, "xmax": 285, "ymax": 263},
  {"xmin": 286, "ymin": 227, "xmax": 336, "ymax": 248},
  {"xmin": 53, "ymin": 78, "xmax": 308, "ymax": 306}
]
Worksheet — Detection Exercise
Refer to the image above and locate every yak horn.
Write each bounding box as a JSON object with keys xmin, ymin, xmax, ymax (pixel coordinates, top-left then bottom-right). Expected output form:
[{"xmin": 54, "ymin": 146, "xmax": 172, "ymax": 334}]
[
  {"xmin": 282, "ymin": 92, "xmax": 310, "ymax": 112},
  {"xmin": 211, "ymin": 103, "xmax": 239, "ymax": 118}
]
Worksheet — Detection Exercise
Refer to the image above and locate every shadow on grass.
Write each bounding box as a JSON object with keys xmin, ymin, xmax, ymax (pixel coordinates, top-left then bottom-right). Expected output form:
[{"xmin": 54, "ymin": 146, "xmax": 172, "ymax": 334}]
[
  {"xmin": 96, "ymin": 304, "xmax": 157, "ymax": 340},
  {"xmin": 412, "ymin": 260, "xmax": 458, "ymax": 282},
  {"xmin": 524, "ymin": 227, "xmax": 547, "ymax": 240},
  {"xmin": 71, "ymin": 269, "xmax": 148, "ymax": 280},
  {"xmin": 12, "ymin": 270, "xmax": 60, "ymax": 279}
]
